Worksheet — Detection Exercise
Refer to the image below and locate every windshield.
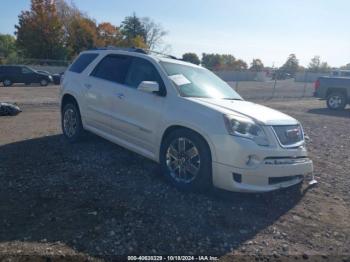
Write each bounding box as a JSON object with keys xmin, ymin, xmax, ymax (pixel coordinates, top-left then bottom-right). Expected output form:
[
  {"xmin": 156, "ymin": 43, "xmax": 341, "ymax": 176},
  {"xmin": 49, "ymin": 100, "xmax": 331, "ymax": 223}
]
[{"xmin": 161, "ymin": 61, "xmax": 242, "ymax": 100}]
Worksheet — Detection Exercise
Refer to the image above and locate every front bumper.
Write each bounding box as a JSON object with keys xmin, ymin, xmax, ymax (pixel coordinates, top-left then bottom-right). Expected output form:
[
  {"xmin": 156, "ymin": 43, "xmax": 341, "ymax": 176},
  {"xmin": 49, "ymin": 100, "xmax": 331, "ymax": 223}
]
[
  {"xmin": 212, "ymin": 158, "xmax": 313, "ymax": 193},
  {"xmin": 210, "ymin": 130, "xmax": 313, "ymax": 193}
]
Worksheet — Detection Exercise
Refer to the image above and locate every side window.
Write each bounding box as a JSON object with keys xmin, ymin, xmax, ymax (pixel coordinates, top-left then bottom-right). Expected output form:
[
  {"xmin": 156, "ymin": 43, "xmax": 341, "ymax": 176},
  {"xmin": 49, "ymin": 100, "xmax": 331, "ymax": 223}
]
[
  {"xmin": 22, "ymin": 67, "xmax": 32, "ymax": 74},
  {"xmin": 125, "ymin": 57, "xmax": 164, "ymax": 89},
  {"xmin": 69, "ymin": 53, "xmax": 99, "ymax": 73},
  {"xmin": 91, "ymin": 55, "xmax": 132, "ymax": 84}
]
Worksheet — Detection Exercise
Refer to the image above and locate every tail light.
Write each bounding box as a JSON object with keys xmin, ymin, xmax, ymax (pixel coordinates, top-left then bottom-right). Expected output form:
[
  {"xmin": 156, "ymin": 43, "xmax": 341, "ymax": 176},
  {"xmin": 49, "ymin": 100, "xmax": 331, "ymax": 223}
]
[{"xmin": 314, "ymin": 79, "xmax": 320, "ymax": 90}]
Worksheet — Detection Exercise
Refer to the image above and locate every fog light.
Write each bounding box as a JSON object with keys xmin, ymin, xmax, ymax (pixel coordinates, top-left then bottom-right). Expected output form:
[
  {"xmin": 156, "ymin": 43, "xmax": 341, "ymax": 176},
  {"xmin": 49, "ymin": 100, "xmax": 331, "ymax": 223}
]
[
  {"xmin": 246, "ymin": 155, "xmax": 260, "ymax": 166},
  {"xmin": 233, "ymin": 173, "xmax": 242, "ymax": 183}
]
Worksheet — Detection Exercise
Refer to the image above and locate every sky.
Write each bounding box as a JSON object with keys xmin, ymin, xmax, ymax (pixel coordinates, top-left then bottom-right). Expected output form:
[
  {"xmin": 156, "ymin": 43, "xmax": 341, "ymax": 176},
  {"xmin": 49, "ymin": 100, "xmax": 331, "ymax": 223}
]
[{"xmin": 1, "ymin": 0, "xmax": 350, "ymax": 67}]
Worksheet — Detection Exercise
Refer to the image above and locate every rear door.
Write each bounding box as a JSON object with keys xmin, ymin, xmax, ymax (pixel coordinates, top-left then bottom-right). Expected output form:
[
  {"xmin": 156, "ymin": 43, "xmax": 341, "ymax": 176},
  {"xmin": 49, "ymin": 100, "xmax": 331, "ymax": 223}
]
[
  {"xmin": 84, "ymin": 54, "xmax": 133, "ymax": 136},
  {"xmin": 9, "ymin": 66, "xmax": 21, "ymax": 83}
]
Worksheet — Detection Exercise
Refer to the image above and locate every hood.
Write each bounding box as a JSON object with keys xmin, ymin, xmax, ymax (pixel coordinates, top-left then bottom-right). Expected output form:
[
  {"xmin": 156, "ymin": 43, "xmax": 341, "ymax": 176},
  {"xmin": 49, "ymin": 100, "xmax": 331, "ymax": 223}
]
[{"xmin": 187, "ymin": 98, "xmax": 298, "ymax": 125}]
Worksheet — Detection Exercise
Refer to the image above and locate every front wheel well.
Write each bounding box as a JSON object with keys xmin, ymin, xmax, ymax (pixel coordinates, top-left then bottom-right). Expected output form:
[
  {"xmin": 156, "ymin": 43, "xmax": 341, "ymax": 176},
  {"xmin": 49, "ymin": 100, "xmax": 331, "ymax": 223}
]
[
  {"xmin": 160, "ymin": 125, "xmax": 212, "ymax": 161},
  {"xmin": 61, "ymin": 94, "xmax": 79, "ymax": 113}
]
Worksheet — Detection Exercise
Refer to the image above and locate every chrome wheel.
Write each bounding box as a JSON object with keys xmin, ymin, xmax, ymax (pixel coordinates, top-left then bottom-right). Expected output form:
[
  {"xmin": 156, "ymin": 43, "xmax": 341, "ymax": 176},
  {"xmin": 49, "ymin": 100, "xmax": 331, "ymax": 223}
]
[
  {"xmin": 166, "ymin": 137, "xmax": 201, "ymax": 183},
  {"xmin": 63, "ymin": 108, "xmax": 78, "ymax": 138},
  {"xmin": 328, "ymin": 95, "xmax": 343, "ymax": 109}
]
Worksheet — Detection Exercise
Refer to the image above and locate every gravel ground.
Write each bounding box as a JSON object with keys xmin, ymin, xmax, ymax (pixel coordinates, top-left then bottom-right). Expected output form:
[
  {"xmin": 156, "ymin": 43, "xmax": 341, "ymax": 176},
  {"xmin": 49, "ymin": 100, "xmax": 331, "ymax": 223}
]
[{"xmin": 0, "ymin": 86, "xmax": 350, "ymax": 261}]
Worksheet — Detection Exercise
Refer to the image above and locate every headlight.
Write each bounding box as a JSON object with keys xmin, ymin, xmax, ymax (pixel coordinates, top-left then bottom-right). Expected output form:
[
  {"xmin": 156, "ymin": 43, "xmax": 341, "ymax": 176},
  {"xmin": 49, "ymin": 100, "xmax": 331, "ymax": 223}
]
[{"xmin": 223, "ymin": 114, "xmax": 269, "ymax": 146}]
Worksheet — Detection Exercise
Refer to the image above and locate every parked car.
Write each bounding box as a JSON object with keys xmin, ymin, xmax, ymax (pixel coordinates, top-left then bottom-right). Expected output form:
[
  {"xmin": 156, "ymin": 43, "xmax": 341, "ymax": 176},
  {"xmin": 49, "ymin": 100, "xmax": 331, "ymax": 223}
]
[
  {"xmin": 314, "ymin": 76, "xmax": 350, "ymax": 110},
  {"xmin": 36, "ymin": 70, "xmax": 64, "ymax": 85},
  {"xmin": 0, "ymin": 65, "xmax": 52, "ymax": 86},
  {"xmin": 60, "ymin": 47, "xmax": 313, "ymax": 193}
]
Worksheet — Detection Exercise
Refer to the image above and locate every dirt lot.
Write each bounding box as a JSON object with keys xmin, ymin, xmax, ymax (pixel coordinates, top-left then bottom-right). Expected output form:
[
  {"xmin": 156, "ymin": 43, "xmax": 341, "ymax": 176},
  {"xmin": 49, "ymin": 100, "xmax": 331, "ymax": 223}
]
[{"xmin": 0, "ymin": 85, "xmax": 350, "ymax": 261}]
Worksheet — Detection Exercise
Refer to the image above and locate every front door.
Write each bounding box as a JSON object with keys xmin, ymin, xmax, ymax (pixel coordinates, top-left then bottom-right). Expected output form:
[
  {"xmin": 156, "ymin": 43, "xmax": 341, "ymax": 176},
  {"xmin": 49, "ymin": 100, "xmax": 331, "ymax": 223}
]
[
  {"xmin": 20, "ymin": 67, "xmax": 36, "ymax": 83},
  {"xmin": 118, "ymin": 57, "xmax": 166, "ymax": 155}
]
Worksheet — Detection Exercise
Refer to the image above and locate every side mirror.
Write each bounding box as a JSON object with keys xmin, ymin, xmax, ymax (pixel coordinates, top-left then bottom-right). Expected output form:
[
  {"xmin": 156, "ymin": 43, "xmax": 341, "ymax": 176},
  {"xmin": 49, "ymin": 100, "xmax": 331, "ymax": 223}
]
[{"xmin": 137, "ymin": 81, "xmax": 159, "ymax": 94}]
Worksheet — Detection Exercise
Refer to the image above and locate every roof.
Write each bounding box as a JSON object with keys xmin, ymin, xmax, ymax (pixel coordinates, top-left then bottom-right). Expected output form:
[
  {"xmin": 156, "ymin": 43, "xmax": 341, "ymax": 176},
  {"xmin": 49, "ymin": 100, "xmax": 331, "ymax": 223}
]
[{"xmin": 84, "ymin": 46, "xmax": 201, "ymax": 68}]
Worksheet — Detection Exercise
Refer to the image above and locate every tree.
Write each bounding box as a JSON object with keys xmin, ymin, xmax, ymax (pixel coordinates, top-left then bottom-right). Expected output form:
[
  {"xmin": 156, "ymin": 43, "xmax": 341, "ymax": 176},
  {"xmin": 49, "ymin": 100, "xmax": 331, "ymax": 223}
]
[
  {"xmin": 280, "ymin": 54, "xmax": 299, "ymax": 76},
  {"xmin": 97, "ymin": 22, "xmax": 122, "ymax": 46},
  {"xmin": 128, "ymin": 35, "xmax": 148, "ymax": 49},
  {"xmin": 250, "ymin": 59, "xmax": 264, "ymax": 72},
  {"xmin": 308, "ymin": 56, "xmax": 331, "ymax": 73},
  {"xmin": 182, "ymin": 53, "xmax": 200, "ymax": 65},
  {"xmin": 233, "ymin": 59, "xmax": 248, "ymax": 71},
  {"xmin": 201, "ymin": 53, "xmax": 223, "ymax": 70},
  {"xmin": 55, "ymin": 0, "xmax": 82, "ymax": 35},
  {"xmin": 141, "ymin": 17, "xmax": 167, "ymax": 51},
  {"xmin": 120, "ymin": 13, "xmax": 147, "ymax": 46},
  {"xmin": 0, "ymin": 34, "xmax": 17, "ymax": 58},
  {"xmin": 66, "ymin": 16, "xmax": 99, "ymax": 57},
  {"xmin": 319, "ymin": 62, "xmax": 331, "ymax": 73},
  {"xmin": 15, "ymin": 0, "xmax": 66, "ymax": 59},
  {"xmin": 221, "ymin": 54, "xmax": 236, "ymax": 70},
  {"xmin": 308, "ymin": 55, "xmax": 321, "ymax": 72},
  {"xmin": 201, "ymin": 53, "xmax": 248, "ymax": 71}
]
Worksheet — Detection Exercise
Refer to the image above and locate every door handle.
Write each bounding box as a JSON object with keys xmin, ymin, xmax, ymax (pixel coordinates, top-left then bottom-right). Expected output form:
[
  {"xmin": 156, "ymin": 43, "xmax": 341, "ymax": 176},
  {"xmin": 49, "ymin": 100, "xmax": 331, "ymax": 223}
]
[
  {"xmin": 84, "ymin": 83, "xmax": 92, "ymax": 89},
  {"xmin": 116, "ymin": 93, "xmax": 125, "ymax": 99}
]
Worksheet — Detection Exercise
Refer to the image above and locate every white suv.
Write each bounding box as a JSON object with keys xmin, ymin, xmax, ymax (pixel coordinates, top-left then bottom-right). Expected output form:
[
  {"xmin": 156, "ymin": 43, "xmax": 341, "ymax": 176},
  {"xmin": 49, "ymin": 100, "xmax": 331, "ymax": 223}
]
[{"xmin": 60, "ymin": 47, "xmax": 313, "ymax": 193}]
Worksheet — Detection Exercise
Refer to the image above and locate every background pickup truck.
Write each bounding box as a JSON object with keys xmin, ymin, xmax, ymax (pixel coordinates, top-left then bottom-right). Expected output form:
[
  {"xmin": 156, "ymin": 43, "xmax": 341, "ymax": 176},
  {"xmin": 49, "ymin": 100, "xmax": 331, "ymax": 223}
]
[{"xmin": 314, "ymin": 76, "xmax": 350, "ymax": 110}]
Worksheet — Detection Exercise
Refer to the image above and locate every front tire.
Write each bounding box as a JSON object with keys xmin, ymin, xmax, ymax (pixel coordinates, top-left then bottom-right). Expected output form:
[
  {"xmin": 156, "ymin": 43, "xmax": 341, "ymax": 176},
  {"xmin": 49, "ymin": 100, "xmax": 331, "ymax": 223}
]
[
  {"xmin": 62, "ymin": 102, "xmax": 84, "ymax": 143},
  {"xmin": 40, "ymin": 79, "xmax": 49, "ymax": 86},
  {"xmin": 160, "ymin": 129, "xmax": 212, "ymax": 192},
  {"xmin": 327, "ymin": 92, "xmax": 347, "ymax": 110}
]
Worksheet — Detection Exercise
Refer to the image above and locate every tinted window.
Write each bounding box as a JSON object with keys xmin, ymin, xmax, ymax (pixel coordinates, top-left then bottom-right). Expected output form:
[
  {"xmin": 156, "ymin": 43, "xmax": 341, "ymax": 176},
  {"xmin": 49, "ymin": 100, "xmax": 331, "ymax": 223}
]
[
  {"xmin": 69, "ymin": 53, "xmax": 98, "ymax": 73},
  {"xmin": 3, "ymin": 66, "xmax": 20, "ymax": 74},
  {"xmin": 0, "ymin": 66, "xmax": 14, "ymax": 74},
  {"xmin": 125, "ymin": 58, "xmax": 164, "ymax": 89},
  {"xmin": 91, "ymin": 55, "xmax": 131, "ymax": 84},
  {"xmin": 0, "ymin": 67, "xmax": 8, "ymax": 73},
  {"xmin": 22, "ymin": 67, "xmax": 32, "ymax": 74}
]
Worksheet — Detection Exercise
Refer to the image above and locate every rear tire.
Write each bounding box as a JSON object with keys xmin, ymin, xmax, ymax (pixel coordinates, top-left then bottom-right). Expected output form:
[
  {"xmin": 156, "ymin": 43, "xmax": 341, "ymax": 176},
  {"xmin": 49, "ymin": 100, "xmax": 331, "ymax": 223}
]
[
  {"xmin": 3, "ymin": 79, "xmax": 12, "ymax": 87},
  {"xmin": 327, "ymin": 92, "xmax": 347, "ymax": 110},
  {"xmin": 160, "ymin": 128, "xmax": 212, "ymax": 192},
  {"xmin": 61, "ymin": 102, "xmax": 84, "ymax": 143}
]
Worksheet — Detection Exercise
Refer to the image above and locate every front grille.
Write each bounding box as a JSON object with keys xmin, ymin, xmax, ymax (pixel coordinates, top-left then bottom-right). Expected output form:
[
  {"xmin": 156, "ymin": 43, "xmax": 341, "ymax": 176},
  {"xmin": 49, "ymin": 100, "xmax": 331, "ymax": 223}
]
[
  {"xmin": 272, "ymin": 125, "xmax": 304, "ymax": 147},
  {"xmin": 269, "ymin": 175, "xmax": 303, "ymax": 185}
]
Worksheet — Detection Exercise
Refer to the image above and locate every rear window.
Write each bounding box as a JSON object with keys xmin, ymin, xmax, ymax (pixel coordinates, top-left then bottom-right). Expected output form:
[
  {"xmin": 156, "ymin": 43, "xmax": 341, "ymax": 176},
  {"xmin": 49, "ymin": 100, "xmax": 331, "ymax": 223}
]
[
  {"xmin": 69, "ymin": 53, "xmax": 99, "ymax": 73},
  {"xmin": 0, "ymin": 66, "xmax": 10, "ymax": 73},
  {"xmin": 91, "ymin": 55, "xmax": 132, "ymax": 84},
  {"xmin": 0, "ymin": 66, "xmax": 18, "ymax": 74}
]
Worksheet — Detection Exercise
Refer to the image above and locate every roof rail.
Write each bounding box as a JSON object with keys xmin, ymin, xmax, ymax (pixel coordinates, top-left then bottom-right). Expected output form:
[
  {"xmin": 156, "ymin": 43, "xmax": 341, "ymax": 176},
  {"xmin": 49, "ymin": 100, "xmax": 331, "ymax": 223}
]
[
  {"xmin": 146, "ymin": 50, "xmax": 179, "ymax": 60},
  {"xmin": 90, "ymin": 46, "xmax": 180, "ymax": 60},
  {"xmin": 90, "ymin": 46, "xmax": 147, "ymax": 54}
]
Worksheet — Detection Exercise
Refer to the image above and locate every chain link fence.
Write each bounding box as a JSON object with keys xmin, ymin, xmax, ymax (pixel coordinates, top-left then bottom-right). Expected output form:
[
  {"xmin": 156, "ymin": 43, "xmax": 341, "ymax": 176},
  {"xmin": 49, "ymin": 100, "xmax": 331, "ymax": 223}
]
[{"xmin": 216, "ymin": 70, "xmax": 330, "ymax": 100}]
